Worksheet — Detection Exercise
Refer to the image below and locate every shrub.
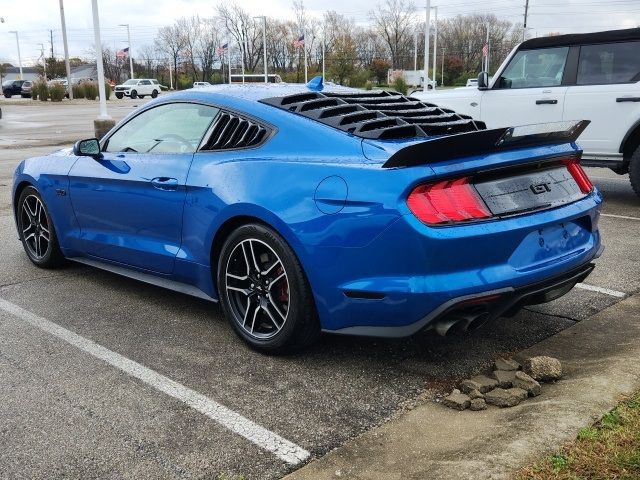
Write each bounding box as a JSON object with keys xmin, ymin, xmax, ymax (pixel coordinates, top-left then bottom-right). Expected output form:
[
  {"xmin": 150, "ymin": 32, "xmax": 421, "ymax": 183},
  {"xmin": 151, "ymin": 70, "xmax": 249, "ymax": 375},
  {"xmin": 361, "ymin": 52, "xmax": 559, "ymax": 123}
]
[
  {"xmin": 104, "ymin": 81, "xmax": 111, "ymax": 100},
  {"xmin": 49, "ymin": 82, "xmax": 65, "ymax": 102},
  {"xmin": 31, "ymin": 81, "xmax": 49, "ymax": 101},
  {"xmin": 82, "ymin": 81, "xmax": 98, "ymax": 100},
  {"xmin": 72, "ymin": 82, "xmax": 85, "ymax": 99},
  {"xmin": 364, "ymin": 80, "xmax": 373, "ymax": 90},
  {"xmin": 391, "ymin": 77, "xmax": 408, "ymax": 95}
]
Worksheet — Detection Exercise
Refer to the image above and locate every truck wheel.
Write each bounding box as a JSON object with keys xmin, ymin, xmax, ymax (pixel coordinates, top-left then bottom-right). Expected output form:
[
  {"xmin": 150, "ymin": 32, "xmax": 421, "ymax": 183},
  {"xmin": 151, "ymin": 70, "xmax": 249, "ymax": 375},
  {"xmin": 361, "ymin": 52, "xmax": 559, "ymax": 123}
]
[
  {"xmin": 130, "ymin": 90, "xmax": 137, "ymax": 99},
  {"xmin": 629, "ymin": 146, "xmax": 640, "ymax": 199}
]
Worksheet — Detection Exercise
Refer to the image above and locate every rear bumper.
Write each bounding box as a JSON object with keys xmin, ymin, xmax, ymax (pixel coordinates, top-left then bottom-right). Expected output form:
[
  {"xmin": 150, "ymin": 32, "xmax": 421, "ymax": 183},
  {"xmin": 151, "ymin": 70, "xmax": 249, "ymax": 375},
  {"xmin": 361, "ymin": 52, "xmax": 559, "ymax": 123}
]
[
  {"xmin": 328, "ymin": 260, "xmax": 596, "ymax": 337},
  {"xmin": 306, "ymin": 190, "xmax": 603, "ymax": 335}
]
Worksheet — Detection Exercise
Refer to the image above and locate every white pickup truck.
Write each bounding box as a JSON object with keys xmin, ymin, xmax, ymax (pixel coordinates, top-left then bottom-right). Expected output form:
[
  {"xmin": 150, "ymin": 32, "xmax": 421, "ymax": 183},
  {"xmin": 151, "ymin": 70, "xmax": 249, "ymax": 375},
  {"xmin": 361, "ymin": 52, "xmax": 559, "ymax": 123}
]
[{"xmin": 414, "ymin": 28, "xmax": 640, "ymax": 197}]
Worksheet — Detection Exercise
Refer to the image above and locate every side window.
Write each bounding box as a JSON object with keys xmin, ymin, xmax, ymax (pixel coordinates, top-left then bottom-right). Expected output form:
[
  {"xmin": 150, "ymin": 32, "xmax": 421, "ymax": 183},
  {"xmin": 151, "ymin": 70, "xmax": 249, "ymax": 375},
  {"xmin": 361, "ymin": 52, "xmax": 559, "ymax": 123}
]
[
  {"xmin": 104, "ymin": 103, "xmax": 219, "ymax": 154},
  {"xmin": 141, "ymin": 80, "xmax": 151, "ymax": 85},
  {"xmin": 496, "ymin": 47, "xmax": 569, "ymax": 89},
  {"xmin": 577, "ymin": 42, "xmax": 640, "ymax": 85}
]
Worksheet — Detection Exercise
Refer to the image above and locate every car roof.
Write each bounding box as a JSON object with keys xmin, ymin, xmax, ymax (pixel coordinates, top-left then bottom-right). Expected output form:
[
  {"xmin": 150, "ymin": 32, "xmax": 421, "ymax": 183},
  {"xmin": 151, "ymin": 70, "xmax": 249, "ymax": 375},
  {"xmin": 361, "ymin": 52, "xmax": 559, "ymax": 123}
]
[
  {"xmin": 181, "ymin": 82, "xmax": 356, "ymax": 102},
  {"xmin": 520, "ymin": 27, "xmax": 640, "ymax": 50}
]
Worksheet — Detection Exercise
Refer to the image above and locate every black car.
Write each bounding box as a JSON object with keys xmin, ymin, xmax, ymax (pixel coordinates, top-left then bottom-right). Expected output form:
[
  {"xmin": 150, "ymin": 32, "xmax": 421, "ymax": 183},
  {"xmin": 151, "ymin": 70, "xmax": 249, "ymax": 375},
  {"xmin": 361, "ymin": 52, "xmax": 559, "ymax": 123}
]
[{"xmin": 2, "ymin": 79, "xmax": 28, "ymax": 98}]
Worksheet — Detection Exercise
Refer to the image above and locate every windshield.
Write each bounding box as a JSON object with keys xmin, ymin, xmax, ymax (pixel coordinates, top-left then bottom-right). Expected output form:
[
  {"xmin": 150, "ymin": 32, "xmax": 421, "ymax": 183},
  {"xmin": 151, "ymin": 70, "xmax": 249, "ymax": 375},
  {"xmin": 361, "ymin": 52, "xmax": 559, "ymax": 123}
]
[{"xmin": 123, "ymin": 79, "xmax": 138, "ymax": 85}]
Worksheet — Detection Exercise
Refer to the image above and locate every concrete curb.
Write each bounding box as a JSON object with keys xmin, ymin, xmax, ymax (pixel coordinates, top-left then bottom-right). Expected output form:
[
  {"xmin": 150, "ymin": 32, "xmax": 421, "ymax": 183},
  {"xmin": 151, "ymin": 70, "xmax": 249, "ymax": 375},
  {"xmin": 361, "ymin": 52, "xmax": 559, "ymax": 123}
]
[{"xmin": 285, "ymin": 293, "xmax": 640, "ymax": 479}]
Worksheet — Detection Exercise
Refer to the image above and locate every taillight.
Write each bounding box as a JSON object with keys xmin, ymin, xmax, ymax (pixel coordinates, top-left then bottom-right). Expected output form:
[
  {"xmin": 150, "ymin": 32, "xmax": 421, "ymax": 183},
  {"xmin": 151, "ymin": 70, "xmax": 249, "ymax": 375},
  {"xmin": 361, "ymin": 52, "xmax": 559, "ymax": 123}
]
[
  {"xmin": 564, "ymin": 158, "xmax": 593, "ymax": 194},
  {"xmin": 407, "ymin": 177, "xmax": 491, "ymax": 225}
]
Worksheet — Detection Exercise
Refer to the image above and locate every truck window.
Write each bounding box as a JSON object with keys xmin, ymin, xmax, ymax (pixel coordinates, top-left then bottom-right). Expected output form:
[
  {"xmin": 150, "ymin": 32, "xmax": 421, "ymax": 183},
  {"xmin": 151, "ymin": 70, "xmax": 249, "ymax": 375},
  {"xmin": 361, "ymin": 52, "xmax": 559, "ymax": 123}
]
[
  {"xmin": 496, "ymin": 47, "xmax": 569, "ymax": 89},
  {"xmin": 577, "ymin": 41, "xmax": 640, "ymax": 85}
]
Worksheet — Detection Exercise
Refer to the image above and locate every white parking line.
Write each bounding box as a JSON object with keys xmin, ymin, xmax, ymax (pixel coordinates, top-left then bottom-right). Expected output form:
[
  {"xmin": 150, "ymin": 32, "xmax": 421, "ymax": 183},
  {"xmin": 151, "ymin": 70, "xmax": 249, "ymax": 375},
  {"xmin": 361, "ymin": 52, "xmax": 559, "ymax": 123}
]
[
  {"xmin": 0, "ymin": 297, "xmax": 310, "ymax": 466},
  {"xmin": 575, "ymin": 283, "xmax": 626, "ymax": 298},
  {"xmin": 601, "ymin": 213, "xmax": 640, "ymax": 222}
]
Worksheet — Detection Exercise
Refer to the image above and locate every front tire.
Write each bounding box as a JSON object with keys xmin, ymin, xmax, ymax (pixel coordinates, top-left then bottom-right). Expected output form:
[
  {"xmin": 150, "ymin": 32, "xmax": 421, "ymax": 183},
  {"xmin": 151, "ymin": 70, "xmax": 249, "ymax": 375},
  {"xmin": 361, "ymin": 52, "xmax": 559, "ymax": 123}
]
[
  {"xmin": 115, "ymin": 92, "xmax": 123, "ymax": 99},
  {"xmin": 630, "ymin": 146, "xmax": 640, "ymax": 199},
  {"xmin": 130, "ymin": 90, "xmax": 137, "ymax": 99},
  {"xmin": 16, "ymin": 186, "xmax": 65, "ymax": 268},
  {"xmin": 217, "ymin": 224, "xmax": 320, "ymax": 354},
  {"xmin": 4, "ymin": 91, "xmax": 11, "ymax": 98}
]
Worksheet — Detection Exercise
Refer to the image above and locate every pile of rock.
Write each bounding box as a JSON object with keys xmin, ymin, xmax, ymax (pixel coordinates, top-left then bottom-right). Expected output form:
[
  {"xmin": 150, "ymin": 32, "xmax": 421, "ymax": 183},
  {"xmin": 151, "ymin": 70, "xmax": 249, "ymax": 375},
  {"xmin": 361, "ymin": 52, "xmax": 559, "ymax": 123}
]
[{"xmin": 443, "ymin": 356, "xmax": 562, "ymax": 411}]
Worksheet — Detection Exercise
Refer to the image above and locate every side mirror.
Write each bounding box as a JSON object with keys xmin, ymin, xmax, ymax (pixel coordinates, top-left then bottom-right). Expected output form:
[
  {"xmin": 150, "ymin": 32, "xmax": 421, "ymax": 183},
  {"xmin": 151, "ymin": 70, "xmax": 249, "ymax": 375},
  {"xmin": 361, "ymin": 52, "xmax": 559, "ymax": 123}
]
[
  {"xmin": 73, "ymin": 138, "xmax": 102, "ymax": 159},
  {"xmin": 478, "ymin": 71, "xmax": 489, "ymax": 90}
]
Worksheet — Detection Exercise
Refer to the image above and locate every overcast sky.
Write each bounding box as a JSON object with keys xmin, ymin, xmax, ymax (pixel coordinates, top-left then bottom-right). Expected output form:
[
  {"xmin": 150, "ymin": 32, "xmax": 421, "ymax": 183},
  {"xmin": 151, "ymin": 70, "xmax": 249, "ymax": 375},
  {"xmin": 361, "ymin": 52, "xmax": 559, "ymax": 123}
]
[{"xmin": 1, "ymin": 0, "xmax": 638, "ymax": 67}]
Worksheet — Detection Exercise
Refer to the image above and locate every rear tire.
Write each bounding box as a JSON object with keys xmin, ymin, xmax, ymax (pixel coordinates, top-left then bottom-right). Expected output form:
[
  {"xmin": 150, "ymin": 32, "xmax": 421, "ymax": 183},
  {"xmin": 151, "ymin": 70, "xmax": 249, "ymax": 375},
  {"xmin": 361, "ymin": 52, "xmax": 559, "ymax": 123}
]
[
  {"xmin": 630, "ymin": 146, "xmax": 640, "ymax": 199},
  {"xmin": 16, "ymin": 186, "xmax": 66, "ymax": 269},
  {"xmin": 217, "ymin": 223, "xmax": 320, "ymax": 354},
  {"xmin": 151, "ymin": 90, "xmax": 158, "ymax": 98},
  {"xmin": 130, "ymin": 90, "xmax": 137, "ymax": 99}
]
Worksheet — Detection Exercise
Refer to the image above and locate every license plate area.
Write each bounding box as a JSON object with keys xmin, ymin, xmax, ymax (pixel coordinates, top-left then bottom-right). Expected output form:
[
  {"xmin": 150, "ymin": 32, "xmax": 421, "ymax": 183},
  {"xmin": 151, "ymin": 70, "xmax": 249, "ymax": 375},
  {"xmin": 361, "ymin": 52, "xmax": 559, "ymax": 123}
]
[{"xmin": 474, "ymin": 166, "xmax": 585, "ymax": 216}]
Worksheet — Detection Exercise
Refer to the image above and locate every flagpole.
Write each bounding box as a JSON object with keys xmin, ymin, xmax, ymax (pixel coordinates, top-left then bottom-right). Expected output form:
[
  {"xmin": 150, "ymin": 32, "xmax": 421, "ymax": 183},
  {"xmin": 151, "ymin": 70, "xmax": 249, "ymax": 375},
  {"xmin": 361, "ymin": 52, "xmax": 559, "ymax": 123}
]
[
  {"xmin": 304, "ymin": 30, "xmax": 308, "ymax": 83},
  {"xmin": 321, "ymin": 36, "xmax": 325, "ymax": 80},
  {"xmin": 228, "ymin": 43, "xmax": 232, "ymax": 84}
]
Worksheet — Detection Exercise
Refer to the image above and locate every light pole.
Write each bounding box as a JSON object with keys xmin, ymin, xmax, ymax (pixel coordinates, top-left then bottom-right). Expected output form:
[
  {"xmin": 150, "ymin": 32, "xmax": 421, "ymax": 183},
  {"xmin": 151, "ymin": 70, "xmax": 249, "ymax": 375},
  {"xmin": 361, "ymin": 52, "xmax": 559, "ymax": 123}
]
[
  {"xmin": 119, "ymin": 23, "xmax": 134, "ymax": 79},
  {"xmin": 254, "ymin": 16, "xmax": 267, "ymax": 83},
  {"xmin": 59, "ymin": 0, "xmax": 73, "ymax": 99},
  {"xmin": 91, "ymin": 0, "xmax": 109, "ymax": 120},
  {"xmin": 432, "ymin": 5, "xmax": 437, "ymax": 90},
  {"xmin": 423, "ymin": 0, "xmax": 430, "ymax": 91},
  {"xmin": 9, "ymin": 31, "xmax": 23, "ymax": 79},
  {"xmin": 38, "ymin": 43, "xmax": 47, "ymax": 79}
]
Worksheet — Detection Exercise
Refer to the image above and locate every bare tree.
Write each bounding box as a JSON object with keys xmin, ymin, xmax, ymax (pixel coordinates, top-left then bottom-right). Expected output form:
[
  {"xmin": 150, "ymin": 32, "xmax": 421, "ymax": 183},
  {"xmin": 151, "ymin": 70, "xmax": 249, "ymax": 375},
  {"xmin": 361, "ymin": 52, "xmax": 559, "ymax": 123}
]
[
  {"xmin": 157, "ymin": 24, "xmax": 187, "ymax": 86},
  {"xmin": 370, "ymin": 0, "xmax": 416, "ymax": 69}
]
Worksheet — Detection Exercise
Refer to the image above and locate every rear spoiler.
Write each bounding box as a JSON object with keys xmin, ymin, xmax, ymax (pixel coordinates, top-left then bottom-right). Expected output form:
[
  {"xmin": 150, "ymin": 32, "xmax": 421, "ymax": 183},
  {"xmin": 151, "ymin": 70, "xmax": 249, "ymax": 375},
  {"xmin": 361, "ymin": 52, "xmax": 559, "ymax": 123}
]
[{"xmin": 381, "ymin": 120, "xmax": 590, "ymax": 169}]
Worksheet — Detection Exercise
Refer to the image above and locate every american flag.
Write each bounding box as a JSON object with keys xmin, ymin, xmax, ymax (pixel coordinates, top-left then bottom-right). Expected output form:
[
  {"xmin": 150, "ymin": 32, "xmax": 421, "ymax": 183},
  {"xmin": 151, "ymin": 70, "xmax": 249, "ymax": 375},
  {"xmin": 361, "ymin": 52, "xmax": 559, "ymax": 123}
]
[
  {"xmin": 216, "ymin": 43, "xmax": 228, "ymax": 55},
  {"xmin": 293, "ymin": 34, "xmax": 305, "ymax": 49},
  {"xmin": 482, "ymin": 42, "xmax": 489, "ymax": 57},
  {"xmin": 116, "ymin": 47, "xmax": 129, "ymax": 58}
]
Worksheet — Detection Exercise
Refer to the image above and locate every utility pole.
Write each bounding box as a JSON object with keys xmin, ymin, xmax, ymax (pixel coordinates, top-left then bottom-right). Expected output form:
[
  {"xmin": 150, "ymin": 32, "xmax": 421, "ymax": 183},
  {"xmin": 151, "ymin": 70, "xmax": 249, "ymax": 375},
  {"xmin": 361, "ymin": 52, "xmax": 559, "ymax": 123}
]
[
  {"xmin": 59, "ymin": 0, "xmax": 73, "ymax": 99},
  {"xmin": 50, "ymin": 30, "xmax": 54, "ymax": 58},
  {"xmin": 119, "ymin": 24, "xmax": 134, "ymax": 79},
  {"xmin": 432, "ymin": 5, "xmax": 438, "ymax": 90},
  {"xmin": 9, "ymin": 31, "xmax": 23, "ymax": 79},
  {"xmin": 423, "ymin": 0, "xmax": 431, "ymax": 90},
  {"xmin": 523, "ymin": 0, "xmax": 530, "ymax": 41},
  {"xmin": 321, "ymin": 35, "xmax": 325, "ymax": 80}
]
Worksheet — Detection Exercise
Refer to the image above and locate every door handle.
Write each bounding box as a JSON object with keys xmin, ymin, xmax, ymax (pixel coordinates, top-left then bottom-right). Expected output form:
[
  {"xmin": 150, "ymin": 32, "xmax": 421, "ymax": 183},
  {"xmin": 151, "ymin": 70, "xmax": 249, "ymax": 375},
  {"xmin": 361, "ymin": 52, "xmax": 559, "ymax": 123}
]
[
  {"xmin": 536, "ymin": 99, "xmax": 558, "ymax": 105},
  {"xmin": 616, "ymin": 97, "xmax": 640, "ymax": 103},
  {"xmin": 151, "ymin": 177, "xmax": 179, "ymax": 190}
]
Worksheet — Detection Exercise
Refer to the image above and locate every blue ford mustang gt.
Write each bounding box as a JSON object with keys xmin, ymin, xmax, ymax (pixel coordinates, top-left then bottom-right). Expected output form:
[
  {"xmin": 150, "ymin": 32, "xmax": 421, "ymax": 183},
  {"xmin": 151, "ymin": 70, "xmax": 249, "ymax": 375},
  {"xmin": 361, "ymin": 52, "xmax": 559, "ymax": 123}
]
[{"xmin": 12, "ymin": 79, "xmax": 602, "ymax": 353}]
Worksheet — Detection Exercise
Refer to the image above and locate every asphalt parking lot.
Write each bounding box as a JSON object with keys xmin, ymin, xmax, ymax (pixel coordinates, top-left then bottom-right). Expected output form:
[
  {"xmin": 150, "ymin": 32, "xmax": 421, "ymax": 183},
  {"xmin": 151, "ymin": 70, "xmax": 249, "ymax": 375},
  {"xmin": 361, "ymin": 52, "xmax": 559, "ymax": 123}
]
[{"xmin": 1, "ymin": 99, "xmax": 639, "ymax": 479}]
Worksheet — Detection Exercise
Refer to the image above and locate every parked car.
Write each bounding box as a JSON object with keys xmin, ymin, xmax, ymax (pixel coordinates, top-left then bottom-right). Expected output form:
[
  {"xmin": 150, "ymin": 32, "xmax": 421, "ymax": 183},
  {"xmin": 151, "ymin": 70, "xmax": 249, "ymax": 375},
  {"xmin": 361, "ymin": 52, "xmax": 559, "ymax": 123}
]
[
  {"xmin": 413, "ymin": 27, "xmax": 640, "ymax": 197},
  {"xmin": 12, "ymin": 82, "xmax": 602, "ymax": 353},
  {"xmin": 21, "ymin": 81, "xmax": 33, "ymax": 98},
  {"xmin": 193, "ymin": 81, "xmax": 212, "ymax": 88},
  {"xmin": 2, "ymin": 79, "xmax": 27, "ymax": 98},
  {"xmin": 114, "ymin": 79, "xmax": 161, "ymax": 99}
]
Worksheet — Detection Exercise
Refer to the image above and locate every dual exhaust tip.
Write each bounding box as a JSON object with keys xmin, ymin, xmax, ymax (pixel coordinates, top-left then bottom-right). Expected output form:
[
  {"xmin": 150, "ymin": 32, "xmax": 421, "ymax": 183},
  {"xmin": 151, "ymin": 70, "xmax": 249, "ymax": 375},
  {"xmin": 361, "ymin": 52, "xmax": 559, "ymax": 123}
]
[{"xmin": 434, "ymin": 311, "xmax": 491, "ymax": 336}]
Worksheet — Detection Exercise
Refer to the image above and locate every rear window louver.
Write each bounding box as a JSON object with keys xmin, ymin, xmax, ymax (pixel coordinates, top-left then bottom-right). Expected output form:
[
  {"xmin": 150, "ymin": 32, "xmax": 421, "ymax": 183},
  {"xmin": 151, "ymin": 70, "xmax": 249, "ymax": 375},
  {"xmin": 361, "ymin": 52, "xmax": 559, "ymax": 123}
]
[
  {"xmin": 202, "ymin": 112, "xmax": 268, "ymax": 150},
  {"xmin": 260, "ymin": 90, "xmax": 486, "ymax": 140}
]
